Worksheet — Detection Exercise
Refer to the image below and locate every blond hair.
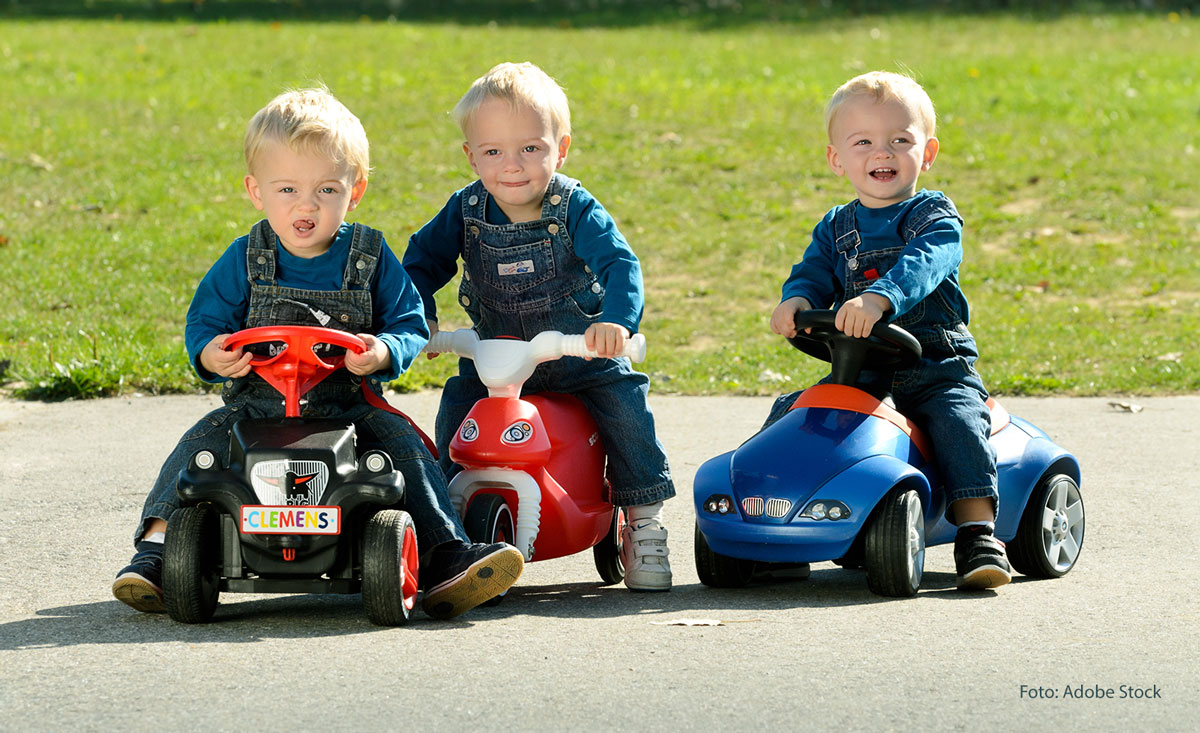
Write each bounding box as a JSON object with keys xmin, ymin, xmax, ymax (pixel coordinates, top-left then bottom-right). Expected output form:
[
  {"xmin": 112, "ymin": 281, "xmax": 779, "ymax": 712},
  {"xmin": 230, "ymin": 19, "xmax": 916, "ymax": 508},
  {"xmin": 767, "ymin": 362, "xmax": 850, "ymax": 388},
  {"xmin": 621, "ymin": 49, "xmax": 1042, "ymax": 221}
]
[
  {"xmin": 243, "ymin": 87, "xmax": 370, "ymax": 182},
  {"xmin": 452, "ymin": 62, "xmax": 571, "ymax": 140},
  {"xmin": 825, "ymin": 71, "xmax": 936, "ymax": 140}
]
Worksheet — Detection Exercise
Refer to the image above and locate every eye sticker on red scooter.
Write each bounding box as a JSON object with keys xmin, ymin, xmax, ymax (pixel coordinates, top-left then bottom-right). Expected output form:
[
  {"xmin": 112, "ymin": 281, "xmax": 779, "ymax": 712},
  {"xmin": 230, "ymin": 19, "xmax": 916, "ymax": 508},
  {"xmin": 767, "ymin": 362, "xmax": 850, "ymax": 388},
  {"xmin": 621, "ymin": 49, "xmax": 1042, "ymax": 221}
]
[
  {"xmin": 459, "ymin": 418, "xmax": 479, "ymax": 442},
  {"xmin": 501, "ymin": 420, "xmax": 534, "ymax": 444}
]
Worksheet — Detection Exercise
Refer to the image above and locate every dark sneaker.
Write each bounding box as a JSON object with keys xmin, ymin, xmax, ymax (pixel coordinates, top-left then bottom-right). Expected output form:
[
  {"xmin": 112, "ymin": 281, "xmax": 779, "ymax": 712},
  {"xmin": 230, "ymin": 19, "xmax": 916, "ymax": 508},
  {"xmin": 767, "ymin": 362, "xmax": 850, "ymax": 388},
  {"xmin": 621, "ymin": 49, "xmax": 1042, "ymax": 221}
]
[
  {"xmin": 954, "ymin": 524, "xmax": 1012, "ymax": 590},
  {"xmin": 112, "ymin": 540, "xmax": 165, "ymax": 612},
  {"xmin": 421, "ymin": 542, "xmax": 523, "ymax": 620}
]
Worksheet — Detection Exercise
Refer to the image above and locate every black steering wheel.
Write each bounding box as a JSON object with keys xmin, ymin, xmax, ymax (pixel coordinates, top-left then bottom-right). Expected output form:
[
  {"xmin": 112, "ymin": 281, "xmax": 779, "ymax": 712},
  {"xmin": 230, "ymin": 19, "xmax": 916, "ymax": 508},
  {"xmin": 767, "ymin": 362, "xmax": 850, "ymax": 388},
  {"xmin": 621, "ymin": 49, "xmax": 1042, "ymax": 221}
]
[{"xmin": 786, "ymin": 310, "xmax": 922, "ymax": 386}]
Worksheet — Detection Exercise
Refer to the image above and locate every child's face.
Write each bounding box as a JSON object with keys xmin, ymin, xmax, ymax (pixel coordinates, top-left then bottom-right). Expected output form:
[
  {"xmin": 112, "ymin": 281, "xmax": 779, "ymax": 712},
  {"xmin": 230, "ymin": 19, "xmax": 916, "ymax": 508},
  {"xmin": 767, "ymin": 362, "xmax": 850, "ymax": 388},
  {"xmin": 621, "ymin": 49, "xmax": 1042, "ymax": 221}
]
[
  {"xmin": 463, "ymin": 97, "xmax": 570, "ymax": 223},
  {"xmin": 826, "ymin": 95, "xmax": 939, "ymax": 209},
  {"xmin": 243, "ymin": 140, "xmax": 367, "ymax": 258}
]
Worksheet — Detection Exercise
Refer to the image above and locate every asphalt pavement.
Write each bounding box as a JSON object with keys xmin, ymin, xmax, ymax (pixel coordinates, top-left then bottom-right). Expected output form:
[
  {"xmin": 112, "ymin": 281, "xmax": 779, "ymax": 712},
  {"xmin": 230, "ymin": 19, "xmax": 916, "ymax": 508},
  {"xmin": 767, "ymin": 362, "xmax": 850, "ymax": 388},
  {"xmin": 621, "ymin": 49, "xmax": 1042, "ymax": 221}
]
[{"xmin": 1, "ymin": 391, "xmax": 1197, "ymax": 731}]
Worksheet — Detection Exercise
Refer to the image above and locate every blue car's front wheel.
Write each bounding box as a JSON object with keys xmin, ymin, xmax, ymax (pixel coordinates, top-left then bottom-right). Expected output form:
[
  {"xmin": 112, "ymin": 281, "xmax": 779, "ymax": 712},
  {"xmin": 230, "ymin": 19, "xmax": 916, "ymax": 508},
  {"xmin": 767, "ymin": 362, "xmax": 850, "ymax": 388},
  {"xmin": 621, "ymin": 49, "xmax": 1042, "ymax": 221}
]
[
  {"xmin": 695, "ymin": 522, "xmax": 754, "ymax": 588},
  {"xmin": 864, "ymin": 486, "xmax": 925, "ymax": 597}
]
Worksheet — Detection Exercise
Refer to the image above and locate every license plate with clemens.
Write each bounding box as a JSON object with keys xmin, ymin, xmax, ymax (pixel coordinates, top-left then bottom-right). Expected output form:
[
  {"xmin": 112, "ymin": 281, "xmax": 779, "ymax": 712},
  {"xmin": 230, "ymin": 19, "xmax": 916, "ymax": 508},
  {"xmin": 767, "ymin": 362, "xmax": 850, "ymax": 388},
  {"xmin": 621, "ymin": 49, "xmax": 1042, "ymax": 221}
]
[{"xmin": 240, "ymin": 505, "xmax": 341, "ymax": 535}]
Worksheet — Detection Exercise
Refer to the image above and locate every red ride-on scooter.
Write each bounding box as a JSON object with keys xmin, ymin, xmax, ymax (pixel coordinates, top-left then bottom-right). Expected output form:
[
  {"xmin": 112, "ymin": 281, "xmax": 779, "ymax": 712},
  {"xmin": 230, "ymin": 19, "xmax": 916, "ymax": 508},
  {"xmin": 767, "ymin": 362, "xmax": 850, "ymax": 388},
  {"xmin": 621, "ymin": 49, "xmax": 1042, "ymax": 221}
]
[{"xmin": 425, "ymin": 329, "xmax": 647, "ymax": 594}]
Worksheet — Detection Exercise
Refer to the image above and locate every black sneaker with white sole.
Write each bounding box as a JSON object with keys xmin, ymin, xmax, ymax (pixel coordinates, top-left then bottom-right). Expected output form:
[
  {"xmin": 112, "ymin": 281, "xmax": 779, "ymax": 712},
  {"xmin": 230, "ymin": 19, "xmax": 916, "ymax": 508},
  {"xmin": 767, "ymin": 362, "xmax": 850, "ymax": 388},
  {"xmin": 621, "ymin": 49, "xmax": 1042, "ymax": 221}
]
[
  {"xmin": 420, "ymin": 541, "xmax": 523, "ymax": 620},
  {"xmin": 954, "ymin": 524, "xmax": 1013, "ymax": 590},
  {"xmin": 112, "ymin": 540, "xmax": 166, "ymax": 612}
]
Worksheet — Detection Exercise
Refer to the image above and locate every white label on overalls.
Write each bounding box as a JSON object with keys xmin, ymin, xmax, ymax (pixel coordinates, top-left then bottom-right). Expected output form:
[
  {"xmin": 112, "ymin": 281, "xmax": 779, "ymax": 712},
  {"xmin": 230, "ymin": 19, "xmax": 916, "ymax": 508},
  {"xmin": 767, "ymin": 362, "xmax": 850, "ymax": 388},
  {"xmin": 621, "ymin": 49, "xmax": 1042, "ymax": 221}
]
[{"xmin": 497, "ymin": 260, "xmax": 535, "ymax": 276}]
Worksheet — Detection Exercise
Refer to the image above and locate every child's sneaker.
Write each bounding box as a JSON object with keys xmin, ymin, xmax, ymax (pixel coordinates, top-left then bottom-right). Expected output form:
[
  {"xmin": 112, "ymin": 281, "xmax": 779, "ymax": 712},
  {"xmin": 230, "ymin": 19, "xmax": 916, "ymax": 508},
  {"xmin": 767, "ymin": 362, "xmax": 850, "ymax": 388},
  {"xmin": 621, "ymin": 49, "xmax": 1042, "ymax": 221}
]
[
  {"xmin": 112, "ymin": 540, "xmax": 165, "ymax": 612},
  {"xmin": 954, "ymin": 524, "xmax": 1012, "ymax": 590},
  {"xmin": 621, "ymin": 517, "xmax": 672, "ymax": 592},
  {"xmin": 421, "ymin": 541, "xmax": 523, "ymax": 620}
]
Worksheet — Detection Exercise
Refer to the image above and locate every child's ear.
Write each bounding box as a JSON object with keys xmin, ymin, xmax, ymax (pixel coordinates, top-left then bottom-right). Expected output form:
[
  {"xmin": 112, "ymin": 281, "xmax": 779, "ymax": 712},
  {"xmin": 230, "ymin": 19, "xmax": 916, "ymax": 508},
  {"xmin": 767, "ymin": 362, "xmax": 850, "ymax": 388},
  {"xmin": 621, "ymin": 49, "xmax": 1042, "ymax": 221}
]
[
  {"xmin": 244, "ymin": 174, "xmax": 265, "ymax": 210},
  {"xmin": 347, "ymin": 178, "xmax": 368, "ymax": 212},
  {"xmin": 825, "ymin": 144, "xmax": 844, "ymax": 176},
  {"xmin": 922, "ymin": 137, "xmax": 940, "ymax": 170},
  {"xmin": 555, "ymin": 133, "xmax": 571, "ymax": 169},
  {"xmin": 463, "ymin": 142, "xmax": 479, "ymax": 176}
]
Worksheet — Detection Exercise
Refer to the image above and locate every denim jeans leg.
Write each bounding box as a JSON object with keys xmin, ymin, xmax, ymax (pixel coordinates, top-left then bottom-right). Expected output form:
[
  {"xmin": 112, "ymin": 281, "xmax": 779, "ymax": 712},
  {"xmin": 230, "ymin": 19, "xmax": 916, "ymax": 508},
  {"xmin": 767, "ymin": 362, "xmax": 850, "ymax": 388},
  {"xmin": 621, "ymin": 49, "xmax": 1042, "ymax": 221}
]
[
  {"xmin": 433, "ymin": 358, "xmax": 491, "ymax": 477},
  {"xmin": 134, "ymin": 404, "xmax": 242, "ymax": 544},
  {"xmin": 566, "ymin": 364, "xmax": 675, "ymax": 507},
  {"xmin": 898, "ymin": 369, "xmax": 997, "ymax": 520},
  {"xmin": 361, "ymin": 407, "xmax": 468, "ymax": 550}
]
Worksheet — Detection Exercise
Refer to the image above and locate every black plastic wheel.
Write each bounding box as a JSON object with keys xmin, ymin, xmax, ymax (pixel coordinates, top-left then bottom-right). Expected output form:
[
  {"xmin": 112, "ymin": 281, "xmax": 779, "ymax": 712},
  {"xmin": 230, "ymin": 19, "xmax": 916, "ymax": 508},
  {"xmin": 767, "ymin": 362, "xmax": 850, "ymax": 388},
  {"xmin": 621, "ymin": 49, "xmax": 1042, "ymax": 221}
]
[
  {"xmin": 163, "ymin": 505, "xmax": 221, "ymax": 623},
  {"xmin": 463, "ymin": 493, "xmax": 515, "ymax": 546},
  {"xmin": 694, "ymin": 522, "xmax": 754, "ymax": 588},
  {"xmin": 362, "ymin": 509, "xmax": 419, "ymax": 626},
  {"xmin": 593, "ymin": 506, "xmax": 625, "ymax": 585},
  {"xmin": 1009, "ymin": 474, "xmax": 1085, "ymax": 578},
  {"xmin": 864, "ymin": 486, "xmax": 925, "ymax": 597}
]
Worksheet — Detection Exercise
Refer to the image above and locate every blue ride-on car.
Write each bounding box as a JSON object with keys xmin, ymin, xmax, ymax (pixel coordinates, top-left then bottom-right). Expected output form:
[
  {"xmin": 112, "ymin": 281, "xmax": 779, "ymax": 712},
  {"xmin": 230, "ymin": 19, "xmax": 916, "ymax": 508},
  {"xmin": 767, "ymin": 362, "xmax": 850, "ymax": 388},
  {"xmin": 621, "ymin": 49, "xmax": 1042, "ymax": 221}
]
[{"xmin": 693, "ymin": 310, "xmax": 1085, "ymax": 596}]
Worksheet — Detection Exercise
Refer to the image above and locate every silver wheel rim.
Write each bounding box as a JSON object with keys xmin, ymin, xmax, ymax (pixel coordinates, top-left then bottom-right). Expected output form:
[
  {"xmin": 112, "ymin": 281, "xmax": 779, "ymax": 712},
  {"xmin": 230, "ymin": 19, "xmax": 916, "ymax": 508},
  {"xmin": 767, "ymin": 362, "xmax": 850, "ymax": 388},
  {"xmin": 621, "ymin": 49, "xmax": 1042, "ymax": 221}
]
[
  {"xmin": 904, "ymin": 492, "xmax": 925, "ymax": 588},
  {"xmin": 1041, "ymin": 477, "xmax": 1084, "ymax": 572}
]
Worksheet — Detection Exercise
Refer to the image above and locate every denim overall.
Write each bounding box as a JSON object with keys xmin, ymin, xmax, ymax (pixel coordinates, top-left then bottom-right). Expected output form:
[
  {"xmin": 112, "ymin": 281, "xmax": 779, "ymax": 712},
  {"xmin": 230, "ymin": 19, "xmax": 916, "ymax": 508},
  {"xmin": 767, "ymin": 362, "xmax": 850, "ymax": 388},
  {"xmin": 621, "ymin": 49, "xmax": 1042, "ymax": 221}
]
[
  {"xmin": 768, "ymin": 197, "xmax": 997, "ymax": 516},
  {"xmin": 433, "ymin": 175, "xmax": 674, "ymax": 507},
  {"xmin": 135, "ymin": 220, "xmax": 467, "ymax": 550}
]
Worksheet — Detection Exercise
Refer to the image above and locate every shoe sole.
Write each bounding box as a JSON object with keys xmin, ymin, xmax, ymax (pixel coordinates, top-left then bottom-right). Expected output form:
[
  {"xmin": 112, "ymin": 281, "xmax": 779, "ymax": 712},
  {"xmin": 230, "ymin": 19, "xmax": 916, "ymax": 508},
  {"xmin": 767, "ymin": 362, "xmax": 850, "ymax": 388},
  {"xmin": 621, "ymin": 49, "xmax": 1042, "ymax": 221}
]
[
  {"xmin": 421, "ymin": 547, "xmax": 523, "ymax": 620},
  {"xmin": 112, "ymin": 574, "xmax": 166, "ymax": 613},
  {"xmin": 957, "ymin": 565, "xmax": 1012, "ymax": 591},
  {"xmin": 624, "ymin": 569, "xmax": 673, "ymax": 592}
]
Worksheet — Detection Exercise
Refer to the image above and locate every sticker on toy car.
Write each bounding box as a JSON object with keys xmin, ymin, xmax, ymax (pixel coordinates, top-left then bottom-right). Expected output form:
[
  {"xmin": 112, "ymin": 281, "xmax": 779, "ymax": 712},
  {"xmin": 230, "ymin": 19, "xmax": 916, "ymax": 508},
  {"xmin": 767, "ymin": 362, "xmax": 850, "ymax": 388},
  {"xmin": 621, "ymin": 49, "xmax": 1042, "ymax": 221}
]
[
  {"xmin": 502, "ymin": 420, "xmax": 534, "ymax": 444},
  {"xmin": 240, "ymin": 505, "xmax": 341, "ymax": 535}
]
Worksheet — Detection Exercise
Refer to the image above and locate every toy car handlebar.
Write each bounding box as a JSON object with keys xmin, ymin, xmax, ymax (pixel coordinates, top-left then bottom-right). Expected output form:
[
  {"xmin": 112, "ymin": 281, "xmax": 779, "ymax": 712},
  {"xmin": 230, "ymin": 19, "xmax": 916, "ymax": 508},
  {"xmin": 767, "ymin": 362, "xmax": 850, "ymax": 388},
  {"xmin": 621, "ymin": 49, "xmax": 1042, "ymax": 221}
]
[
  {"xmin": 425, "ymin": 329, "xmax": 646, "ymax": 363},
  {"xmin": 425, "ymin": 329, "xmax": 647, "ymax": 398}
]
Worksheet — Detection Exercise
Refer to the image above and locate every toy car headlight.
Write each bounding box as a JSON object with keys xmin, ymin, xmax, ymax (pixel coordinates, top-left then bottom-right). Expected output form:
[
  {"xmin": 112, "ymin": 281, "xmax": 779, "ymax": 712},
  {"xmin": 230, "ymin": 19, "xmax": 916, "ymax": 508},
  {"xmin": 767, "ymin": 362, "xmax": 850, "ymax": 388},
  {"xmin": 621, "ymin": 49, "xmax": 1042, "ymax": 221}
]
[
  {"xmin": 193, "ymin": 450, "xmax": 217, "ymax": 470},
  {"xmin": 800, "ymin": 500, "xmax": 851, "ymax": 521},
  {"xmin": 704, "ymin": 494, "xmax": 735, "ymax": 515},
  {"xmin": 362, "ymin": 451, "xmax": 390, "ymax": 473}
]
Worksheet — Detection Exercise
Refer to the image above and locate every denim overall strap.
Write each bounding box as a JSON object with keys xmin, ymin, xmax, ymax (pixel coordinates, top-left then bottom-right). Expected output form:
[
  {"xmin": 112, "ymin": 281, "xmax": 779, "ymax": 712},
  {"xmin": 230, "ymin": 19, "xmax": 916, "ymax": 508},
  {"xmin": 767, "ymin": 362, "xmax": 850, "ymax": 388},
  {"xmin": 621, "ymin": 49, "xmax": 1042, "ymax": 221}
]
[
  {"xmin": 901, "ymin": 195, "xmax": 962, "ymax": 244},
  {"xmin": 342, "ymin": 223, "xmax": 382, "ymax": 291},
  {"xmin": 246, "ymin": 219, "xmax": 277, "ymax": 284},
  {"xmin": 832, "ymin": 201, "xmax": 863, "ymax": 273}
]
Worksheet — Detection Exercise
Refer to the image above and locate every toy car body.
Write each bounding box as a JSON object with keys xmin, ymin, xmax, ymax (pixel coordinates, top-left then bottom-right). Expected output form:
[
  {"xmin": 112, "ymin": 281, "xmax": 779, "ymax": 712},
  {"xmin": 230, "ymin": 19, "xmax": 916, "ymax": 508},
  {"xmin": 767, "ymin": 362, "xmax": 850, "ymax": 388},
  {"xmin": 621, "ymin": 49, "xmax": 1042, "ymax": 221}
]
[
  {"xmin": 693, "ymin": 311, "xmax": 1085, "ymax": 596},
  {"xmin": 163, "ymin": 326, "xmax": 419, "ymax": 624}
]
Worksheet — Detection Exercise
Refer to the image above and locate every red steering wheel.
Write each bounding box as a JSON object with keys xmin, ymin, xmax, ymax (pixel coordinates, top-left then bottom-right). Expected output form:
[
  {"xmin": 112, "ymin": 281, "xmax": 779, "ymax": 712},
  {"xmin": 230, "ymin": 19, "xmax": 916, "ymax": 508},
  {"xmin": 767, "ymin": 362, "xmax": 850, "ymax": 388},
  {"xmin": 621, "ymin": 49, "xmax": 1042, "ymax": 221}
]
[{"xmin": 223, "ymin": 326, "xmax": 366, "ymax": 417}]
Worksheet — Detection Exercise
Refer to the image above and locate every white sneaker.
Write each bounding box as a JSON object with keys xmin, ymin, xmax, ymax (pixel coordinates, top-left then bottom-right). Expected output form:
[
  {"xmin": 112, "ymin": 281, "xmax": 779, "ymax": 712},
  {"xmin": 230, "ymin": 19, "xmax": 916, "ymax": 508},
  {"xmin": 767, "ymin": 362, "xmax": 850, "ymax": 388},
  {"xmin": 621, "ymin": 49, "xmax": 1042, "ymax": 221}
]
[{"xmin": 621, "ymin": 517, "xmax": 672, "ymax": 591}]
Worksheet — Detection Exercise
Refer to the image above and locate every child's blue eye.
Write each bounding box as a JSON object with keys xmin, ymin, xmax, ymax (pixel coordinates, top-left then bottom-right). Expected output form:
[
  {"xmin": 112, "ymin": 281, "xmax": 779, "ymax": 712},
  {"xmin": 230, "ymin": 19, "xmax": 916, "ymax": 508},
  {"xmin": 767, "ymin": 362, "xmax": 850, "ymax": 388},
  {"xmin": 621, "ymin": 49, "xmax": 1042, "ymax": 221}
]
[
  {"xmin": 523, "ymin": 145, "xmax": 540, "ymax": 153},
  {"xmin": 854, "ymin": 139, "xmax": 870, "ymax": 146},
  {"xmin": 321, "ymin": 187, "xmax": 337, "ymax": 194},
  {"xmin": 280, "ymin": 187, "xmax": 295, "ymax": 193}
]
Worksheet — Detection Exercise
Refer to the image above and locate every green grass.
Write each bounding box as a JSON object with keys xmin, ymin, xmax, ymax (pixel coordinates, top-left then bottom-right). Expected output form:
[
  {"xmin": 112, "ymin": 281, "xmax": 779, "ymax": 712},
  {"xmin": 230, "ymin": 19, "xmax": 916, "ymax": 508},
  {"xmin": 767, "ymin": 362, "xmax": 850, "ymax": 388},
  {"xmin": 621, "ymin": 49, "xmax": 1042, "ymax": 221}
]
[{"xmin": 1, "ymin": 2, "xmax": 1197, "ymax": 399}]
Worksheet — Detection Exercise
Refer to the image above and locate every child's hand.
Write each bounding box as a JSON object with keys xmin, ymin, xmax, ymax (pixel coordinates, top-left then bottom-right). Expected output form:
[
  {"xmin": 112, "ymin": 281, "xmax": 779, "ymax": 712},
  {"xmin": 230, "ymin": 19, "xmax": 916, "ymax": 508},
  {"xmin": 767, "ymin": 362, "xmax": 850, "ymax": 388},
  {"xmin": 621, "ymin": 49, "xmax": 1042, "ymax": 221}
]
[
  {"xmin": 201, "ymin": 334, "xmax": 254, "ymax": 379},
  {"xmin": 835, "ymin": 293, "xmax": 891, "ymax": 338},
  {"xmin": 770, "ymin": 297, "xmax": 812, "ymax": 338},
  {"xmin": 345, "ymin": 333, "xmax": 391, "ymax": 376},
  {"xmin": 585, "ymin": 322, "xmax": 631, "ymax": 359},
  {"xmin": 424, "ymin": 319, "xmax": 441, "ymax": 359}
]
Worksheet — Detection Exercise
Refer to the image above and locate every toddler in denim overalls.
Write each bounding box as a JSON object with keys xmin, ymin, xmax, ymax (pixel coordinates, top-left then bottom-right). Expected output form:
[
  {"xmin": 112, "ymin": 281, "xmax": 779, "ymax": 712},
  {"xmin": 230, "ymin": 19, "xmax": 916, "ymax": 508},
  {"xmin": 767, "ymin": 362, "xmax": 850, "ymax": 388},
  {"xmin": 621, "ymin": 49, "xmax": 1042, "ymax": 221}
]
[
  {"xmin": 768, "ymin": 71, "xmax": 1011, "ymax": 591},
  {"xmin": 112, "ymin": 88, "xmax": 523, "ymax": 620},
  {"xmin": 404, "ymin": 62, "xmax": 675, "ymax": 591}
]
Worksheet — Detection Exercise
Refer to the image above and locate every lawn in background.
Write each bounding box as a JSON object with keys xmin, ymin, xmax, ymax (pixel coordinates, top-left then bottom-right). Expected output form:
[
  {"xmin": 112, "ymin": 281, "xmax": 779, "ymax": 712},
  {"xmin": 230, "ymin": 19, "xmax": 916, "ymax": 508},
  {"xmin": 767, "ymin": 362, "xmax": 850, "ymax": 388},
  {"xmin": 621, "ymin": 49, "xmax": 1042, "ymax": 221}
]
[{"xmin": 0, "ymin": 1, "xmax": 1196, "ymax": 399}]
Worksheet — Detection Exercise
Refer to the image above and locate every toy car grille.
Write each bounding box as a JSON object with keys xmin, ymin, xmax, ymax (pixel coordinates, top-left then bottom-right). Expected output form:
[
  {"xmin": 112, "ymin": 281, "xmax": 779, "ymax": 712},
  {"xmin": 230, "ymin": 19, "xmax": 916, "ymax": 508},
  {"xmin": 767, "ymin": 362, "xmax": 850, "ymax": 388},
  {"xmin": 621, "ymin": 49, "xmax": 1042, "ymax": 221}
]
[
  {"xmin": 251, "ymin": 459, "xmax": 329, "ymax": 505},
  {"xmin": 765, "ymin": 498, "xmax": 792, "ymax": 518},
  {"xmin": 741, "ymin": 497, "xmax": 764, "ymax": 516}
]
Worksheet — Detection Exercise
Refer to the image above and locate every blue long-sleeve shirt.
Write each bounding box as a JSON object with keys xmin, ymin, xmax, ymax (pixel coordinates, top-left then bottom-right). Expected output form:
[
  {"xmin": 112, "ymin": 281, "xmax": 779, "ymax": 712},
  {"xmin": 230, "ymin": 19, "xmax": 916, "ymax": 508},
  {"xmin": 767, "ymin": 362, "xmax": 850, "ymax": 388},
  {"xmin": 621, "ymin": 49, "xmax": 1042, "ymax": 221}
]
[
  {"xmin": 403, "ymin": 183, "xmax": 644, "ymax": 334},
  {"xmin": 185, "ymin": 222, "xmax": 429, "ymax": 383},
  {"xmin": 781, "ymin": 190, "xmax": 969, "ymax": 323}
]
